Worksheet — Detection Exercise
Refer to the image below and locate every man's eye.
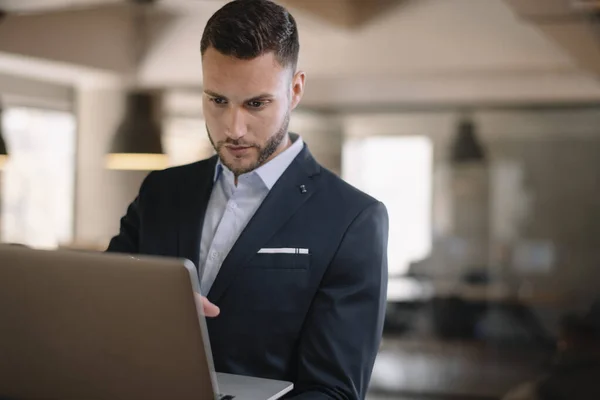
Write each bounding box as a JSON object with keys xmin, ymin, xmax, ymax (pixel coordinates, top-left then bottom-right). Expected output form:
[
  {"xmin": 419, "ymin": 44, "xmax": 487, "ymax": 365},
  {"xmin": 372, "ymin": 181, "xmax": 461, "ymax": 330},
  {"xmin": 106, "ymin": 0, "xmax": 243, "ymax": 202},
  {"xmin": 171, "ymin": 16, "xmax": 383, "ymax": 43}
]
[
  {"xmin": 247, "ymin": 101, "xmax": 265, "ymax": 109},
  {"xmin": 211, "ymin": 98, "xmax": 227, "ymax": 105}
]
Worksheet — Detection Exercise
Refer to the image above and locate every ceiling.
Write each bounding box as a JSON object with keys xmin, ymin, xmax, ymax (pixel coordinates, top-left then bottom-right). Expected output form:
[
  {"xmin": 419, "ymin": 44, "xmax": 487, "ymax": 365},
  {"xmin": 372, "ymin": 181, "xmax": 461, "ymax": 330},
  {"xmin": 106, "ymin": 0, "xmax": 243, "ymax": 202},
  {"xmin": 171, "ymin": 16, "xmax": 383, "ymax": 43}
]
[
  {"xmin": 1, "ymin": 0, "xmax": 600, "ymax": 108},
  {"xmin": 280, "ymin": 0, "xmax": 406, "ymax": 28},
  {"xmin": 503, "ymin": 0, "xmax": 600, "ymax": 76},
  {"xmin": 0, "ymin": 0, "xmax": 405, "ymax": 26},
  {"xmin": 0, "ymin": 0, "xmax": 123, "ymax": 14}
]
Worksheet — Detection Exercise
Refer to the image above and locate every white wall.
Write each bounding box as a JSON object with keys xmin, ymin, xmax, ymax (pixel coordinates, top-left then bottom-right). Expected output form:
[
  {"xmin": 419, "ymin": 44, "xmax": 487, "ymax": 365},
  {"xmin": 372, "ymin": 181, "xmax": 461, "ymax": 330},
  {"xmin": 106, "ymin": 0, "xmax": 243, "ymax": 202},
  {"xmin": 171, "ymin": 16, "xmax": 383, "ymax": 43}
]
[
  {"xmin": 0, "ymin": 5, "xmax": 136, "ymax": 74},
  {"xmin": 290, "ymin": 110, "xmax": 343, "ymax": 175},
  {"xmin": 0, "ymin": 72, "xmax": 73, "ymax": 110}
]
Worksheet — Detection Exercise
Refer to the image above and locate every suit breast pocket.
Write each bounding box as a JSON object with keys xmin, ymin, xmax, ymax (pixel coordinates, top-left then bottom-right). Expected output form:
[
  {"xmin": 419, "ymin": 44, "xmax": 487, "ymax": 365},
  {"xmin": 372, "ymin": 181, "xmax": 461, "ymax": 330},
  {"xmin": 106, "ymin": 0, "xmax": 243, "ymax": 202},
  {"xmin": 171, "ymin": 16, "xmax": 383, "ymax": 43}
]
[{"xmin": 246, "ymin": 252, "xmax": 310, "ymax": 270}]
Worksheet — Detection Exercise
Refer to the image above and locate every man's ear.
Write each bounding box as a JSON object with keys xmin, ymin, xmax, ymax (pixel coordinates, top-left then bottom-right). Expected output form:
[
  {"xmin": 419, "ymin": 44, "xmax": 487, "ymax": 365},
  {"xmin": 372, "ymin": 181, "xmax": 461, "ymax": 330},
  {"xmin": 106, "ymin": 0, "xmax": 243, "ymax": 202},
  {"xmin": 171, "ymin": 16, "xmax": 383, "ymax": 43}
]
[{"xmin": 290, "ymin": 70, "xmax": 305, "ymax": 110}]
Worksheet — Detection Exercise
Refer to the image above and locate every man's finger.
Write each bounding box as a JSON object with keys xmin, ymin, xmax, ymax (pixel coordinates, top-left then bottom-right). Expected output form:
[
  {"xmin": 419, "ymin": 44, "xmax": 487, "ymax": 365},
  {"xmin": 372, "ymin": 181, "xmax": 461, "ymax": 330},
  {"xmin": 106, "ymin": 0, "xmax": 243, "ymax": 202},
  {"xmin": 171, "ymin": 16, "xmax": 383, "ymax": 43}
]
[
  {"xmin": 202, "ymin": 296, "xmax": 220, "ymax": 317},
  {"xmin": 195, "ymin": 293, "xmax": 220, "ymax": 317}
]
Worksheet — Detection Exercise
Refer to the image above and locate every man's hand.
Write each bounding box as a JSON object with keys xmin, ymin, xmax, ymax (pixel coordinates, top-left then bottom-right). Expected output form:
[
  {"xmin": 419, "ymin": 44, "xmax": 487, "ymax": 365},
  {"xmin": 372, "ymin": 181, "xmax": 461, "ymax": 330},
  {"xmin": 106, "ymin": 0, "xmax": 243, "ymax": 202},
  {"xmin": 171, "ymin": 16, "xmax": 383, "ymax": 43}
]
[{"xmin": 194, "ymin": 293, "xmax": 220, "ymax": 317}]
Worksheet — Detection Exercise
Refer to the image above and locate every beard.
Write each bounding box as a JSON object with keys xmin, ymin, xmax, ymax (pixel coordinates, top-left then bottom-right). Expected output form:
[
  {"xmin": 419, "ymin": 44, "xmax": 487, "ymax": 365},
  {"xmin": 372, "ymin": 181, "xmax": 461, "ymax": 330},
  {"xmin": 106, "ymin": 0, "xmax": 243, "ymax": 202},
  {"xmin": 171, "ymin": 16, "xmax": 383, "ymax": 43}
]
[{"xmin": 207, "ymin": 111, "xmax": 290, "ymax": 176}]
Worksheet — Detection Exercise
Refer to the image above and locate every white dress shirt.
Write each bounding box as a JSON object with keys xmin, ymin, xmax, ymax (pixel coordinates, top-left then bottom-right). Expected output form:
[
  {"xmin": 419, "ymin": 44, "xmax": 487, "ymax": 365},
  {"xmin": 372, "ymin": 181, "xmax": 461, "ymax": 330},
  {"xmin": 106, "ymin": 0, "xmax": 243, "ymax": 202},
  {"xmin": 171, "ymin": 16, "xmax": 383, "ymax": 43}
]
[{"xmin": 198, "ymin": 135, "xmax": 305, "ymax": 294}]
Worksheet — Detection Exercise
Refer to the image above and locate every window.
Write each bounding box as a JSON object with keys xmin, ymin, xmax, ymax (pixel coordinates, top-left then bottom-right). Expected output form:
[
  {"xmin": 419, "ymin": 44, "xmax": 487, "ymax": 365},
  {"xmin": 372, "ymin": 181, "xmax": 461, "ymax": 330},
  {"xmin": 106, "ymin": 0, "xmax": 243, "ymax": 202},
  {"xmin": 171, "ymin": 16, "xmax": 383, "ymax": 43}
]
[
  {"xmin": 343, "ymin": 136, "xmax": 433, "ymax": 276},
  {"xmin": 1, "ymin": 107, "xmax": 76, "ymax": 249}
]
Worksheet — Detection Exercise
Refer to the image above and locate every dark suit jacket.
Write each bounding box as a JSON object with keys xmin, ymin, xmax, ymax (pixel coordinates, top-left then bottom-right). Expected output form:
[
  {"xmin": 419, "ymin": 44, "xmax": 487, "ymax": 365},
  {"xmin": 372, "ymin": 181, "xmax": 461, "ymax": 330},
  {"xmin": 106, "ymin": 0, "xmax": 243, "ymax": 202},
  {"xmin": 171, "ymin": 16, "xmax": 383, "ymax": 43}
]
[{"xmin": 107, "ymin": 144, "xmax": 389, "ymax": 400}]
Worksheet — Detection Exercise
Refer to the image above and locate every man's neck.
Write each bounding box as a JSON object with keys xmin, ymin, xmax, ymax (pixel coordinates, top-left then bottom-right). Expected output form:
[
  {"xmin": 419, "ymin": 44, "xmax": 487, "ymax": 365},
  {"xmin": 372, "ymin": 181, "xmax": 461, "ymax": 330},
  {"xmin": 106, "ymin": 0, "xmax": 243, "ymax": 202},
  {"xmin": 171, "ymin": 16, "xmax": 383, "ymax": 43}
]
[
  {"xmin": 266, "ymin": 133, "xmax": 292, "ymax": 164},
  {"xmin": 233, "ymin": 133, "xmax": 293, "ymax": 185}
]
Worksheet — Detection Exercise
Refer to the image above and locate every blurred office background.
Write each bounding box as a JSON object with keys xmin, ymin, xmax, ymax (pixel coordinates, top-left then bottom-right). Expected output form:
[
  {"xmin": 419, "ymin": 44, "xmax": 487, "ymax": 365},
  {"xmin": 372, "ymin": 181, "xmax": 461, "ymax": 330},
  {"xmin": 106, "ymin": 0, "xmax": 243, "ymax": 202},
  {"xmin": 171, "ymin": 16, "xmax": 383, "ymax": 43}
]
[{"xmin": 1, "ymin": 0, "xmax": 600, "ymax": 399}]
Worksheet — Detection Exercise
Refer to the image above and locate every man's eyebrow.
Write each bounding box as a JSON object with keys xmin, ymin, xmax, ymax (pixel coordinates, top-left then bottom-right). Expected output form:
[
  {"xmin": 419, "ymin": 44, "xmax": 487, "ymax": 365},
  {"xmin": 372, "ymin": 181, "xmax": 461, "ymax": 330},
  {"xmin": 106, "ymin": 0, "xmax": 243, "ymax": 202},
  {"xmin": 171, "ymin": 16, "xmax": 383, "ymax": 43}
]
[
  {"xmin": 204, "ymin": 90, "xmax": 275, "ymax": 102},
  {"xmin": 245, "ymin": 93, "xmax": 275, "ymax": 101},
  {"xmin": 204, "ymin": 90, "xmax": 227, "ymax": 99}
]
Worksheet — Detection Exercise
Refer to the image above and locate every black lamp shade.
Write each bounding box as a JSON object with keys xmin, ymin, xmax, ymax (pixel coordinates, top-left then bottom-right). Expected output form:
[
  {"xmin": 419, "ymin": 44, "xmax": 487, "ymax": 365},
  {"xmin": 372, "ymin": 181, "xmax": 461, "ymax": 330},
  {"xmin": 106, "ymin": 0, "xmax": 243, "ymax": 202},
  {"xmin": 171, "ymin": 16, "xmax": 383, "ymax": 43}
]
[
  {"xmin": 0, "ymin": 105, "xmax": 8, "ymax": 170},
  {"xmin": 110, "ymin": 92, "xmax": 163, "ymax": 154},
  {"xmin": 450, "ymin": 118, "xmax": 486, "ymax": 164},
  {"xmin": 106, "ymin": 91, "xmax": 168, "ymax": 170},
  {"xmin": 0, "ymin": 131, "xmax": 7, "ymax": 156}
]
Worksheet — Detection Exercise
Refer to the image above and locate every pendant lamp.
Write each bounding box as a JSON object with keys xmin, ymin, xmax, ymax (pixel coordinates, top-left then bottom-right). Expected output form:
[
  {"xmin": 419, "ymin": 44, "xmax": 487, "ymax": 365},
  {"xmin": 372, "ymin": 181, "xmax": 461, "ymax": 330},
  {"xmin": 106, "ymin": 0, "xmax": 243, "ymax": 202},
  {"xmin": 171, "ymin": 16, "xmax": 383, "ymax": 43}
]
[
  {"xmin": 450, "ymin": 115, "xmax": 486, "ymax": 164},
  {"xmin": 105, "ymin": 90, "xmax": 168, "ymax": 171},
  {"xmin": 0, "ymin": 102, "xmax": 8, "ymax": 170},
  {"xmin": 105, "ymin": 0, "xmax": 167, "ymax": 171}
]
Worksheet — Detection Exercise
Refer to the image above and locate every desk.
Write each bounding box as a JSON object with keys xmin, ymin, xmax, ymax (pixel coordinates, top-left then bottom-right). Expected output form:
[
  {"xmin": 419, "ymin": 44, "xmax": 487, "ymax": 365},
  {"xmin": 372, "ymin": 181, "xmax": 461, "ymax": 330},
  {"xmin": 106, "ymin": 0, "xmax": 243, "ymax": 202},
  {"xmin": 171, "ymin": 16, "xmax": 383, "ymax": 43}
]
[{"xmin": 387, "ymin": 276, "xmax": 564, "ymax": 306}]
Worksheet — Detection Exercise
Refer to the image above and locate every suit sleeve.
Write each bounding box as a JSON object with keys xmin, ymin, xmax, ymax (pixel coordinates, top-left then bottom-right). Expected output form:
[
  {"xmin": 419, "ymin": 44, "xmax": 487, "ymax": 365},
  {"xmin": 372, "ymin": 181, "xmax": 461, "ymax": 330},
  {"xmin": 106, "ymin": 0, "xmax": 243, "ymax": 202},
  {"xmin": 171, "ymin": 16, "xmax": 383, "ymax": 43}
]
[
  {"xmin": 289, "ymin": 201, "xmax": 389, "ymax": 400},
  {"xmin": 105, "ymin": 172, "xmax": 155, "ymax": 254}
]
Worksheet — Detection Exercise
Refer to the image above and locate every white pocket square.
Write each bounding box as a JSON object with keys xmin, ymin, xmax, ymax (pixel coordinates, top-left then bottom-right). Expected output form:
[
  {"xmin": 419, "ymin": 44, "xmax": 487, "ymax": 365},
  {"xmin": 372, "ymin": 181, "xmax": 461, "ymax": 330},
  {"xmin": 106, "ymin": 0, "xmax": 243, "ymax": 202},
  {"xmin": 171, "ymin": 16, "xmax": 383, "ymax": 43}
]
[{"xmin": 258, "ymin": 248, "xmax": 309, "ymax": 254}]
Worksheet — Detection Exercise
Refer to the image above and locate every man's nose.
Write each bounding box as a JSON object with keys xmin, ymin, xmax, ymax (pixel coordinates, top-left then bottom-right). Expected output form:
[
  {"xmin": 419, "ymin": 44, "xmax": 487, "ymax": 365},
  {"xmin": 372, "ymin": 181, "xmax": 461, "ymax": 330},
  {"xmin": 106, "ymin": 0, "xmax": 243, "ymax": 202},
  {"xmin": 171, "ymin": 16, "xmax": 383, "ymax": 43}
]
[{"xmin": 225, "ymin": 108, "xmax": 247, "ymax": 140}]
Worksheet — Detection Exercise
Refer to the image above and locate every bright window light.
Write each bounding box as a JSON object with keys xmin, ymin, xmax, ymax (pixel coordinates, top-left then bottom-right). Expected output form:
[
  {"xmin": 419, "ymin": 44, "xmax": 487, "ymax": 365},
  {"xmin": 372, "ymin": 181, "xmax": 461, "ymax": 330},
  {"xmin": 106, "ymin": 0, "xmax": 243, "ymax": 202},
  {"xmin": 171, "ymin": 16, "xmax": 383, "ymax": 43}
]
[
  {"xmin": 343, "ymin": 136, "xmax": 433, "ymax": 276},
  {"xmin": 1, "ymin": 107, "xmax": 75, "ymax": 249}
]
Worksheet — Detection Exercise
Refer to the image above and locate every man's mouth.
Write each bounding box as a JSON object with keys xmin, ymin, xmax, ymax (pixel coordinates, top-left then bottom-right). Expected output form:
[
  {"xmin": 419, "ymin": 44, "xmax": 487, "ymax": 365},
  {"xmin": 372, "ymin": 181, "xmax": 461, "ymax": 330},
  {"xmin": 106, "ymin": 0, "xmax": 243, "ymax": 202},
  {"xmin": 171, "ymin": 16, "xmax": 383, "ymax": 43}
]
[{"xmin": 224, "ymin": 145, "xmax": 253, "ymax": 156}]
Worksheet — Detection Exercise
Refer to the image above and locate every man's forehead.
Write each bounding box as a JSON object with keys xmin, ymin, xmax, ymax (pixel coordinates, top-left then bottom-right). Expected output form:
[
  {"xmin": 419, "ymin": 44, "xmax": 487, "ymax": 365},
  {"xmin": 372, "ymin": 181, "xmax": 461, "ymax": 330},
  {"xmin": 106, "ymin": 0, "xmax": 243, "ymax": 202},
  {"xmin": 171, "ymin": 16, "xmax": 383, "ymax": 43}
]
[
  {"xmin": 204, "ymin": 48, "xmax": 286, "ymax": 78},
  {"xmin": 203, "ymin": 73, "xmax": 282, "ymax": 96},
  {"xmin": 204, "ymin": 48, "xmax": 281, "ymax": 71},
  {"xmin": 202, "ymin": 52, "xmax": 289, "ymax": 99}
]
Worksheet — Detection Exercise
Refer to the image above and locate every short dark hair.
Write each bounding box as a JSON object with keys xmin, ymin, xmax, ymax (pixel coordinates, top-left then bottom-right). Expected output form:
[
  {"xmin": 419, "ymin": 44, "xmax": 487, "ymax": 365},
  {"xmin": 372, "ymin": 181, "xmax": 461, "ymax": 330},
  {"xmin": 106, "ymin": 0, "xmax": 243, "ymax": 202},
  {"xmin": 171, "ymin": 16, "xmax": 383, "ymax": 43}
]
[{"xmin": 200, "ymin": 0, "xmax": 299, "ymax": 70}]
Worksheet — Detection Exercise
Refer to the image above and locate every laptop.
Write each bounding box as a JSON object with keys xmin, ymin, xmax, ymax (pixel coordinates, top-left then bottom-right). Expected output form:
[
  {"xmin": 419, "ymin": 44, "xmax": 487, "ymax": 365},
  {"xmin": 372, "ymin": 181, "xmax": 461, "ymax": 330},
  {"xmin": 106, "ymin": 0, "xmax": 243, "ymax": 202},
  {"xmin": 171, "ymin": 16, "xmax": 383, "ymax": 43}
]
[{"xmin": 0, "ymin": 244, "xmax": 293, "ymax": 400}]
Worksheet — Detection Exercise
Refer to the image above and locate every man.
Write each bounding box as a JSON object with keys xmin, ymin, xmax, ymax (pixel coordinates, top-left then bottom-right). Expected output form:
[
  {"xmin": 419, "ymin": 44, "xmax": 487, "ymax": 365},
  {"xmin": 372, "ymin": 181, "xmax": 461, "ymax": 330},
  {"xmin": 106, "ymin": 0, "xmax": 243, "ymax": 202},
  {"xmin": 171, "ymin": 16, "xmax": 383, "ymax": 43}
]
[{"xmin": 107, "ymin": 0, "xmax": 389, "ymax": 398}]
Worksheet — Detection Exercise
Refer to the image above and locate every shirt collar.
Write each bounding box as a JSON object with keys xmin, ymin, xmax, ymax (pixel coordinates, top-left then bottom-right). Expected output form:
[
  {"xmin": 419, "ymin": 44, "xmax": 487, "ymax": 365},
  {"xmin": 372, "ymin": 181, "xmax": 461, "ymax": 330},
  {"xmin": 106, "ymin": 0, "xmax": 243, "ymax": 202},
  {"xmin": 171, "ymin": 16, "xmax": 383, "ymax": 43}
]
[{"xmin": 213, "ymin": 133, "xmax": 304, "ymax": 190}]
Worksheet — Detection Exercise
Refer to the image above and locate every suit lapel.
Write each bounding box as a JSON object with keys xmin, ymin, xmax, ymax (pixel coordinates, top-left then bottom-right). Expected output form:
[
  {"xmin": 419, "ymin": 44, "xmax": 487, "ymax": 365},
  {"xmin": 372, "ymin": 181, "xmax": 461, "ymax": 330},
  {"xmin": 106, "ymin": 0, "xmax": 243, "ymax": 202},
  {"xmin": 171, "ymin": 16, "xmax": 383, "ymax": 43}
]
[
  {"xmin": 177, "ymin": 156, "xmax": 218, "ymax": 269},
  {"xmin": 207, "ymin": 147, "xmax": 321, "ymax": 303}
]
